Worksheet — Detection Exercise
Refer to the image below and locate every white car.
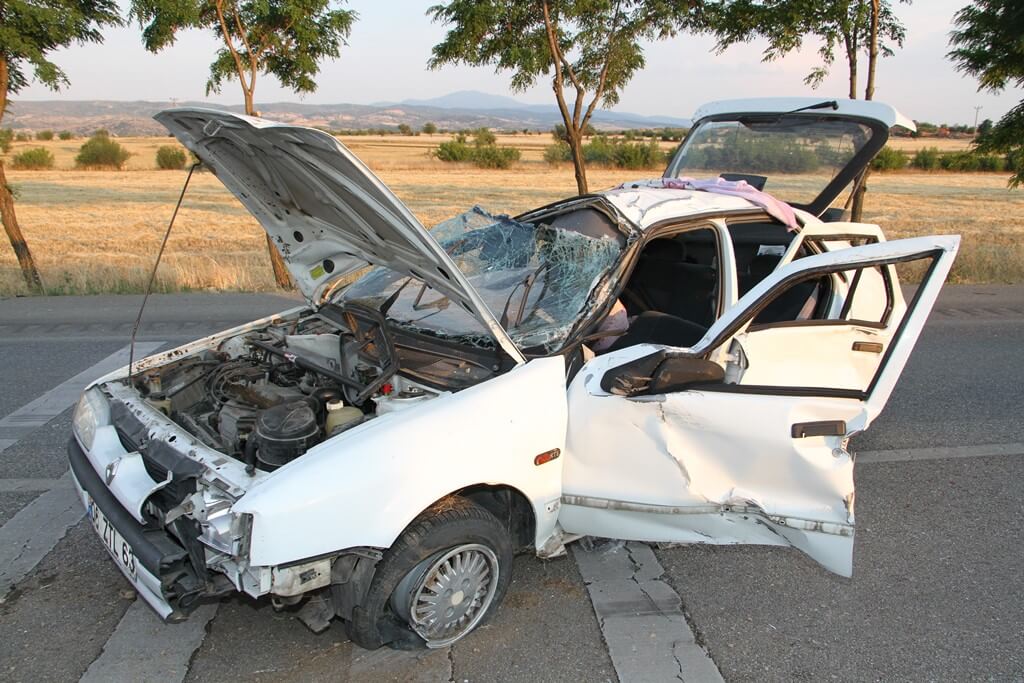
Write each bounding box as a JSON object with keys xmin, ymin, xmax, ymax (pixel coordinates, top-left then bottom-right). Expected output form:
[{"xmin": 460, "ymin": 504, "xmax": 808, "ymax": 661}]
[{"xmin": 70, "ymin": 98, "xmax": 959, "ymax": 650}]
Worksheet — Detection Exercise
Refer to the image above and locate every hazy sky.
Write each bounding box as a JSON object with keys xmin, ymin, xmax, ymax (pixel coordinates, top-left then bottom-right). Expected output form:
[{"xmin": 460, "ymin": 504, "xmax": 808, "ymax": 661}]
[{"xmin": 16, "ymin": 0, "xmax": 1020, "ymax": 125}]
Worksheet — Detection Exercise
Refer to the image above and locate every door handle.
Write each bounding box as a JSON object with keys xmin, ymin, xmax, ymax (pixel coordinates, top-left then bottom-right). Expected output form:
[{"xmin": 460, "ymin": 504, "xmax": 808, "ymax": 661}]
[
  {"xmin": 852, "ymin": 341, "xmax": 883, "ymax": 353},
  {"xmin": 791, "ymin": 420, "xmax": 846, "ymax": 438}
]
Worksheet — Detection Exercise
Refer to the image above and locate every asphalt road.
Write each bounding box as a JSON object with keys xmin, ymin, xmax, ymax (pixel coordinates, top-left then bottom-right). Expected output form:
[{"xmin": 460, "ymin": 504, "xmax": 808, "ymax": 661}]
[{"xmin": 0, "ymin": 286, "xmax": 1020, "ymax": 682}]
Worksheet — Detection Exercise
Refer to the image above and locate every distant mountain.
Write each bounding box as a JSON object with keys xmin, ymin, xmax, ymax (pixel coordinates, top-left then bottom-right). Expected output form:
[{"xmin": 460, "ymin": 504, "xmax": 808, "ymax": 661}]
[
  {"xmin": 3, "ymin": 93, "xmax": 690, "ymax": 137},
  {"xmin": 393, "ymin": 90, "xmax": 530, "ymax": 110}
]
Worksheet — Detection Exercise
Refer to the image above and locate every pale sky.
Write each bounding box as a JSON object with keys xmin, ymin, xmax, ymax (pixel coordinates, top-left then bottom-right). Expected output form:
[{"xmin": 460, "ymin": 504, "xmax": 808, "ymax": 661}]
[{"xmin": 17, "ymin": 0, "xmax": 1020, "ymax": 126}]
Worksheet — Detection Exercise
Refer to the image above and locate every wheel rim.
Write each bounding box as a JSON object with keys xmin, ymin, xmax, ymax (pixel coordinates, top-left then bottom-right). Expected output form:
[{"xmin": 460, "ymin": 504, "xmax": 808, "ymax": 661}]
[{"xmin": 397, "ymin": 544, "xmax": 499, "ymax": 648}]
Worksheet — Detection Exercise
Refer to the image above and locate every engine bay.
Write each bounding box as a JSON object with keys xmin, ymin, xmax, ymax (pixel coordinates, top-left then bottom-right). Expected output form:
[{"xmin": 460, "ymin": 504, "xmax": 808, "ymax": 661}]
[{"xmin": 128, "ymin": 304, "xmax": 449, "ymax": 473}]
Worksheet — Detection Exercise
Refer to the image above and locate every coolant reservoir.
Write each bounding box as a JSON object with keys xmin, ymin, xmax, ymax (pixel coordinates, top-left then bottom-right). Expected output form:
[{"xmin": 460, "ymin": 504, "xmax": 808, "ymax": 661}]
[{"xmin": 325, "ymin": 400, "xmax": 363, "ymax": 436}]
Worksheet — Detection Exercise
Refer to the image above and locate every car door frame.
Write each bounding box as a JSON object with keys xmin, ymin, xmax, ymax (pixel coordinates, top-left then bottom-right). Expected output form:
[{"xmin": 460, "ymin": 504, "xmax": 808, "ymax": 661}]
[{"xmin": 558, "ymin": 235, "xmax": 960, "ymax": 575}]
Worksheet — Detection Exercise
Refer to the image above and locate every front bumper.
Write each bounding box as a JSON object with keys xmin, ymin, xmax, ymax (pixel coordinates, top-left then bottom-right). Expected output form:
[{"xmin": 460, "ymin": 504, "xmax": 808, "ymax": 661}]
[{"xmin": 68, "ymin": 437, "xmax": 217, "ymax": 621}]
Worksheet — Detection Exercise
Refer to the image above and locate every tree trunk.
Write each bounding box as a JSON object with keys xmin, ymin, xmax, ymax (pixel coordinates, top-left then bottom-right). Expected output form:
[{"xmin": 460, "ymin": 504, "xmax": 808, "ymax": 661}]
[
  {"xmin": 852, "ymin": 0, "xmax": 881, "ymax": 222},
  {"xmin": 0, "ymin": 164, "xmax": 44, "ymax": 293},
  {"xmin": 864, "ymin": 0, "xmax": 880, "ymax": 101},
  {"xmin": 567, "ymin": 131, "xmax": 589, "ymax": 195},
  {"xmin": 848, "ymin": 55, "xmax": 858, "ymax": 99},
  {"xmin": 242, "ymin": 85, "xmax": 290, "ymax": 288},
  {"xmin": 0, "ymin": 58, "xmax": 44, "ymax": 293}
]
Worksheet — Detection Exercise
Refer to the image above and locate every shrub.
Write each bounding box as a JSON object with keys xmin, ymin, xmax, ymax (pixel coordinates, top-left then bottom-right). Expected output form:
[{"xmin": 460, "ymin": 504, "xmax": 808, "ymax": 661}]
[
  {"xmin": 435, "ymin": 135, "xmax": 474, "ymax": 162},
  {"xmin": 940, "ymin": 151, "xmax": 981, "ymax": 172},
  {"xmin": 0, "ymin": 128, "xmax": 12, "ymax": 153},
  {"xmin": 543, "ymin": 142, "xmax": 573, "ymax": 164},
  {"xmin": 912, "ymin": 147, "xmax": 941, "ymax": 171},
  {"xmin": 36, "ymin": 130, "xmax": 54, "ymax": 141},
  {"xmin": 614, "ymin": 139, "xmax": 664, "ymax": 169},
  {"xmin": 156, "ymin": 145, "xmax": 187, "ymax": 170},
  {"xmin": 76, "ymin": 131, "xmax": 131, "ymax": 169},
  {"xmin": 871, "ymin": 146, "xmax": 907, "ymax": 171},
  {"xmin": 582, "ymin": 135, "xmax": 616, "ymax": 165},
  {"xmin": 434, "ymin": 131, "xmax": 520, "ymax": 168},
  {"xmin": 977, "ymin": 154, "xmax": 1007, "ymax": 172},
  {"xmin": 11, "ymin": 147, "xmax": 55, "ymax": 170},
  {"xmin": 58, "ymin": 130, "xmax": 73, "ymax": 140},
  {"xmin": 473, "ymin": 127, "xmax": 496, "ymax": 145},
  {"xmin": 397, "ymin": 123, "xmax": 413, "ymax": 136},
  {"xmin": 472, "ymin": 144, "xmax": 520, "ymax": 169},
  {"xmin": 14, "ymin": 132, "xmax": 30, "ymax": 142}
]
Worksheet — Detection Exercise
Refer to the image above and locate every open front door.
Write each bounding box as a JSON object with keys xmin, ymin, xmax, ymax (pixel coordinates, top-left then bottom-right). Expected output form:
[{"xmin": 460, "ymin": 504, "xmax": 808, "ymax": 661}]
[{"xmin": 560, "ymin": 236, "xmax": 959, "ymax": 576}]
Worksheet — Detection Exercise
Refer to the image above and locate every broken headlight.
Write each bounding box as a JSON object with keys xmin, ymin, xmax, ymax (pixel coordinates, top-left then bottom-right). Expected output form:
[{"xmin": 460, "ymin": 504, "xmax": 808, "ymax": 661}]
[{"xmin": 72, "ymin": 389, "xmax": 109, "ymax": 451}]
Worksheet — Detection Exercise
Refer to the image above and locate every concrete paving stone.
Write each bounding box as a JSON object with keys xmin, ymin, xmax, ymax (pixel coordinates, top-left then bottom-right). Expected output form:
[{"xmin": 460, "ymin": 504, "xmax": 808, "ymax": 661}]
[
  {"xmin": 0, "ymin": 522, "xmax": 135, "ymax": 683},
  {"xmin": 654, "ymin": 454, "xmax": 1024, "ymax": 682}
]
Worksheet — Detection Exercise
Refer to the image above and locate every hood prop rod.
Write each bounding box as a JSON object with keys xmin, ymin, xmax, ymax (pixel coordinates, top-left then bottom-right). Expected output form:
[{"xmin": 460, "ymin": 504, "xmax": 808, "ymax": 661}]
[{"xmin": 129, "ymin": 162, "xmax": 201, "ymax": 380}]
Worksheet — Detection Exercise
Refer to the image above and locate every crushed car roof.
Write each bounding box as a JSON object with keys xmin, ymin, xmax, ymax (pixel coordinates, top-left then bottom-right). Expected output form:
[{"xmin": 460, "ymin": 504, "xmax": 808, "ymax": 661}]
[{"xmin": 599, "ymin": 184, "xmax": 792, "ymax": 230}]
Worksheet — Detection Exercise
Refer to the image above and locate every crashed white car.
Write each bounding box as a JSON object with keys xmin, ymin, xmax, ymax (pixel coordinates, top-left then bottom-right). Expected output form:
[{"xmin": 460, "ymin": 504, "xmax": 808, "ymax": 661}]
[{"xmin": 70, "ymin": 98, "xmax": 959, "ymax": 649}]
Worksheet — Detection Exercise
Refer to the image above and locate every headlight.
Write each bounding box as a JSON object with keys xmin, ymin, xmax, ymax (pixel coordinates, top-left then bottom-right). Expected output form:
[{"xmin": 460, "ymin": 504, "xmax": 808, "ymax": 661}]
[{"xmin": 72, "ymin": 390, "xmax": 109, "ymax": 451}]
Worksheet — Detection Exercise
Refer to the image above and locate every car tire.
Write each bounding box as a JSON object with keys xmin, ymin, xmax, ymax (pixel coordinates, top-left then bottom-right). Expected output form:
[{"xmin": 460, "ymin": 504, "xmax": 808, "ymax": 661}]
[{"xmin": 346, "ymin": 496, "xmax": 513, "ymax": 650}]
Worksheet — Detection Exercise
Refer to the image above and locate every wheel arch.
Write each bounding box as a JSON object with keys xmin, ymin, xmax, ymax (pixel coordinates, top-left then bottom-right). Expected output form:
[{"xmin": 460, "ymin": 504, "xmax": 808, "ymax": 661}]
[{"xmin": 454, "ymin": 484, "xmax": 537, "ymax": 553}]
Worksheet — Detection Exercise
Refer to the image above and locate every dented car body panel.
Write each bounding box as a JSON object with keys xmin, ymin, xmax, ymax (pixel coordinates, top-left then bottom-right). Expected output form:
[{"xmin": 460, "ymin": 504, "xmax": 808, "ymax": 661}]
[
  {"xmin": 560, "ymin": 236, "xmax": 959, "ymax": 576},
  {"xmin": 69, "ymin": 102, "xmax": 958, "ymax": 643}
]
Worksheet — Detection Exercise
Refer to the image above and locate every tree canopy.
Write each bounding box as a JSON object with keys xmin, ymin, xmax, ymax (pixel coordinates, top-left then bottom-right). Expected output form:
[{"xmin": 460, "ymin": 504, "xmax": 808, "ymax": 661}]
[
  {"xmin": 1, "ymin": 0, "xmax": 121, "ymax": 101},
  {"xmin": 705, "ymin": 0, "xmax": 907, "ymax": 98},
  {"xmin": 130, "ymin": 0, "xmax": 356, "ymax": 114},
  {"xmin": 0, "ymin": 0, "xmax": 122, "ymax": 293},
  {"xmin": 130, "ymin": 0, "xmax": 356, "ymax": 288},
  {"xmin": 948, "ymin": 0, "xmax": 1024, "ymax": 186},
  {"xmin": 429, "ymin": 0, "xmax": 694, "ymax": 194}
]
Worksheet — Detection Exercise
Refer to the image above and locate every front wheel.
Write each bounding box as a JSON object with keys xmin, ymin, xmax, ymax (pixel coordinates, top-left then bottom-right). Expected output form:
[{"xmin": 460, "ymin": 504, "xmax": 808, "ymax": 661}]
[{"xmin": 345, "ymin": 497, "xmax": 513, "ymax": 650}]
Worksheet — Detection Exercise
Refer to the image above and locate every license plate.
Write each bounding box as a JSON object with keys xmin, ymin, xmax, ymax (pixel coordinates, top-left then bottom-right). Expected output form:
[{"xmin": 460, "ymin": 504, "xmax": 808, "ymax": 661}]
[{"xmin": 87, "ymin": 496, "xmax": 137, "ymax": 580}]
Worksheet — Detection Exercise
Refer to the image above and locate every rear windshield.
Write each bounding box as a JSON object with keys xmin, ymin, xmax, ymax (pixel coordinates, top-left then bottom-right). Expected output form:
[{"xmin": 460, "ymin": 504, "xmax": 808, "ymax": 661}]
[{"xmin": 666, "ymin": 115, "xmax": 875, "ymax": 207}]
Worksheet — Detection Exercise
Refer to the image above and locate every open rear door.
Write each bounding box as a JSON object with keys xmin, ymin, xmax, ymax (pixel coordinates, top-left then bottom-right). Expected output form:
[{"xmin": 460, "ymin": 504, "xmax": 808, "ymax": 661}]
[{"xmin": 560, "ymin": 236, "xmax": 959, "ymax": 576}]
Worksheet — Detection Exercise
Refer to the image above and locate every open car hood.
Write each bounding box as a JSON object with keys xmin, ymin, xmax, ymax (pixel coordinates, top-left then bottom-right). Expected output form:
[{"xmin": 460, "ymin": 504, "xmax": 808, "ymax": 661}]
[
  {"xmin": 665, "ymin": 98, "xmax": 916, "ymax": 217},
  {"xmin": 155, "ymin": 108, "xmax": 525, "ymax": 362}
]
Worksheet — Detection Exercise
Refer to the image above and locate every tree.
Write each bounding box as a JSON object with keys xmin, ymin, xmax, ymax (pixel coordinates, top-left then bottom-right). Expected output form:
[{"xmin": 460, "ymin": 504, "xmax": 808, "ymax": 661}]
[
  {"xmin": 706, "ymin": 0, "xmax": 908, "ymax": 219},
  {"xmin": 131, "ymin": 0, "xmax": 357, "ymax": 287},
  {"xmin": 948, "ymin": 0, "xmax": 1024, "ymax": 187},
  {"xmin": 707, "ymin": 1, "xmax": 906, "ymax": 98},
  {"xmin": 429, "ymin": 1, "xmax": 691, "ymax": 195},
  {"xmin": 0, "ymin": 0, "xmax": 121, "ymax": 293},
  {"xmin": 422, "ymin": 121, "xmax": 438, "ymax": 135},
  {"xmin": 976, "ymin": 118, "xmax": 993, "ymax": 137}
]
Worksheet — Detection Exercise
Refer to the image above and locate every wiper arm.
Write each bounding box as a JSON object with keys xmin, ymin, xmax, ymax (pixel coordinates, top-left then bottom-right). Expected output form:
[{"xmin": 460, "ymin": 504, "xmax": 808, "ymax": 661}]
[
  {"xmin": 411, "ymin": 282, "xmax": 451, "ymax": 311},
  {"xmin": 783, "ymin": 100, "xmax": 838, "ymax": 115},
  {"xmin": 380, "ymin": 276, "xmax": 413, "ymax": 315},
  {"xmin": 498, "ymin": 262, "xmax": 551, "ymax": 329}
]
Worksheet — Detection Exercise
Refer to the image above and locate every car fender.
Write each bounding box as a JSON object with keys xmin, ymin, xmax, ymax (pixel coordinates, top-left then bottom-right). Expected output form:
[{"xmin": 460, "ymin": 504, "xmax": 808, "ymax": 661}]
[{"xmin": 233, "ymin": 356, "xmax": 569, "ymax": 567}]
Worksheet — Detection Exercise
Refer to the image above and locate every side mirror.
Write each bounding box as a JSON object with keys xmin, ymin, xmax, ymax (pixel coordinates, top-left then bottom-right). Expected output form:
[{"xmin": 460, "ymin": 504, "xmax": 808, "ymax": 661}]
[{"xmin": 601, "ymin": 351, "xmax": 725, "ymax": 397}]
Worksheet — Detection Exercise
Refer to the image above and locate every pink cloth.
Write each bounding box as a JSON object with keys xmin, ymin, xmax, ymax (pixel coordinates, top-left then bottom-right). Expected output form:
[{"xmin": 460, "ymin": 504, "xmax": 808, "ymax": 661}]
[{"xmin": 615, "ymin": 177, "xmax": 801, "ymax": 231}]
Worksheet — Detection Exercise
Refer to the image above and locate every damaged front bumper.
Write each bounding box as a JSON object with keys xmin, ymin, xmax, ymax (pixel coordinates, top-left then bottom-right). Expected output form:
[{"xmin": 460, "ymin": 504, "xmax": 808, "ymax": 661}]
[
  {"xmin": 68, "ymin": 437, "xmax": 227, "ymax": 620},
  {"xmin": 68, "ymin": 384, "xmax": 358, "ymax": 623}
]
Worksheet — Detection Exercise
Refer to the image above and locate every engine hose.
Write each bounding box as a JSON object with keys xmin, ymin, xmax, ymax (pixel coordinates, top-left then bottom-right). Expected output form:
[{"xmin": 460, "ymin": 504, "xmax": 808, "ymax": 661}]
[{"xmin": 243, "ymin": 436, "xmax": 259, "ymax": 476}]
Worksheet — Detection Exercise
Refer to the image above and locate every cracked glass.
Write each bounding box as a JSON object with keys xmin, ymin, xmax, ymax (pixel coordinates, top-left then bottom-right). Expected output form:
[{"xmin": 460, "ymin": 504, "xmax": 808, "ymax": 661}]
[{"xmin": 337, "ymin": 207, "xmax": 623, "ymax": 352}]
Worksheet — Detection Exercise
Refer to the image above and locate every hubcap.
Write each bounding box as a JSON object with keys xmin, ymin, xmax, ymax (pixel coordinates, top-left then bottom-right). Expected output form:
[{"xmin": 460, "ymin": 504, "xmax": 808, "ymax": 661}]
[{"xmin": 393, "ymin": 544, "xmax": 499, "ymax": 648}]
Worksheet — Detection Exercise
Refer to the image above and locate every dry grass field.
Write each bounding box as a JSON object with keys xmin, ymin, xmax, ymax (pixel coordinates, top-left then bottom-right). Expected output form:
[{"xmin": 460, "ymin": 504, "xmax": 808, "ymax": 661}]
[{"xmin": 1, "ymin": 134, "xmax": 1021, "ymax": 296}]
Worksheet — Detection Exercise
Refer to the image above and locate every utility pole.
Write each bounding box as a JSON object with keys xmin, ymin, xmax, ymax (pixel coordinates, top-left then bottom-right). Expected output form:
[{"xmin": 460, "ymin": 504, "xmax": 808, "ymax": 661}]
[{"xmin": 973, "ymin": 105, "xmax": 983, "ymax": 130}]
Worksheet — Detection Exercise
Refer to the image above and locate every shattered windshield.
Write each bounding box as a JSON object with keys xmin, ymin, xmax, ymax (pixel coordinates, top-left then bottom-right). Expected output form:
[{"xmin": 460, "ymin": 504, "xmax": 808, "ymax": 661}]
[
  {"xmin": 337, "ymin": 207, "xmax": 623, "ymax": 352},
  {"xmin": 666, "ymin": 115, "xmax": 875, "ymax": 208}
]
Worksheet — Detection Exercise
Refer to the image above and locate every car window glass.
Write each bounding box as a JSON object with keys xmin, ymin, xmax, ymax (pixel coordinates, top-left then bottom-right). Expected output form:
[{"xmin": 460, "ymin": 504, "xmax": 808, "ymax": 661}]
[{"xmin": 339, "ymin": 207, "xmax": 623, "ymax": 352}]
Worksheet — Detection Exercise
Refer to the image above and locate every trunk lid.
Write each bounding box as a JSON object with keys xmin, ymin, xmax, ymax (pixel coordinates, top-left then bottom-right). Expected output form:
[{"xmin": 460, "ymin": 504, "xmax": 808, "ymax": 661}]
[{"xmin": 664, "ymin": 98, "xmax": 916, "ymax": 217}]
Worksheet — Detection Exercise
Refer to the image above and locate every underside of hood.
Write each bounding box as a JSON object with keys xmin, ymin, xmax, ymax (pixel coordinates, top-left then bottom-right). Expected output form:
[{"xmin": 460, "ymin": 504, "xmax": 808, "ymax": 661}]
[{"xmin": 155, "ymin": 108, "xmax": 524, "ymax": 362}]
